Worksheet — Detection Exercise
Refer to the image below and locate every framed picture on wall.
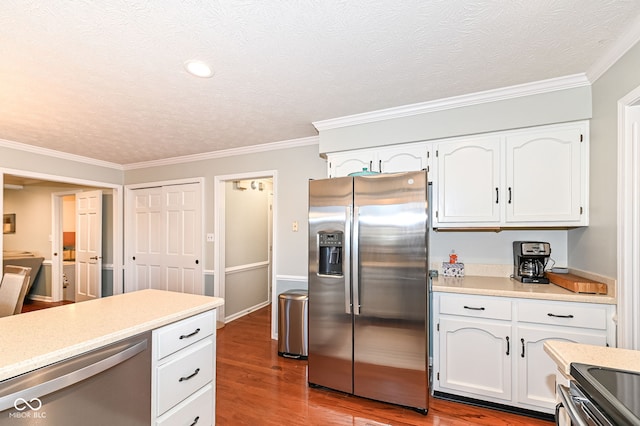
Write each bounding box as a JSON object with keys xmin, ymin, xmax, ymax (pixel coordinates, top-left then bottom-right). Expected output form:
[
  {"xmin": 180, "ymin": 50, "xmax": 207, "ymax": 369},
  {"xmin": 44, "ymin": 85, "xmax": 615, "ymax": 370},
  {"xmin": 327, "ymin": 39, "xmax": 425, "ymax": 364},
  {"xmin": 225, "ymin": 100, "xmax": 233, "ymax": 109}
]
[{"xmin": 3, "ymin": 213, "xmax": 15, "ymax": 234}]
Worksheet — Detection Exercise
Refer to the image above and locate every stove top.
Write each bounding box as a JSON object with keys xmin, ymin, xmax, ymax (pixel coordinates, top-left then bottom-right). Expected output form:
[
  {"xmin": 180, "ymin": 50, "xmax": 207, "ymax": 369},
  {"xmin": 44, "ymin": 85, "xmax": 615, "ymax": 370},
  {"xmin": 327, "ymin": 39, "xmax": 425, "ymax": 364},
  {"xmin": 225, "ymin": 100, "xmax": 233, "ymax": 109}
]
[{"xmin": 571, "ymin": 363, "xmax": 640, "ymax": 425}]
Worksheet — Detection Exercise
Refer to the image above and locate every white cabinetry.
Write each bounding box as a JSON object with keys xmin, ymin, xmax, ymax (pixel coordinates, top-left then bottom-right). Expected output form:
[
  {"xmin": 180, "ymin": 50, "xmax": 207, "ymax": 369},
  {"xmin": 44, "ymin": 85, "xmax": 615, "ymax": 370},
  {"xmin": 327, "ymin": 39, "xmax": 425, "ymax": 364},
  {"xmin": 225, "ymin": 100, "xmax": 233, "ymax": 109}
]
[
  {"xmin": 153, "ymin": 310, "xmax": 216, "ymax": 425},
  {"xmin": 433, "ymin": 292, "xmax": 614, "ymax": 414},
  {"xmin": 437, "ymin": 294, "xmax": 513, "ymax": 400},
  {"xmin": 432, "ymin": 121, "xmax": 588, "ymax": 228},
  {"xmin": 505, "ymin": 125, "xmax": 585, "ymax": 224},
  {"xmin": 434, "ymin": 136, "xmax": 501, "ymax": 225},
  {"xmin": 327, "ymin": 143, "xmax": 430, "ymax": 178}
]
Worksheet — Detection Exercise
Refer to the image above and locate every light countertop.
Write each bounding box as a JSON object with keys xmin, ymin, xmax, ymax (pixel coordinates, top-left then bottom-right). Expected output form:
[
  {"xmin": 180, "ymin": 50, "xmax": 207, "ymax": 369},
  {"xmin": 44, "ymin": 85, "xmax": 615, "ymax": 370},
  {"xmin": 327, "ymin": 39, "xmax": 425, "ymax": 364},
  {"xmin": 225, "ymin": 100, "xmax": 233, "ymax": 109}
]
[
  {"xmin": 432, "ymin": 275, "xmax": 616, "ymax": 304},
  {"xmin": 0, "ymin": 289, "xmax": 224, "ymax": 381},
  {"xmin": 544, "ymin": 341, "xmax": 640, "ymax": 376}
]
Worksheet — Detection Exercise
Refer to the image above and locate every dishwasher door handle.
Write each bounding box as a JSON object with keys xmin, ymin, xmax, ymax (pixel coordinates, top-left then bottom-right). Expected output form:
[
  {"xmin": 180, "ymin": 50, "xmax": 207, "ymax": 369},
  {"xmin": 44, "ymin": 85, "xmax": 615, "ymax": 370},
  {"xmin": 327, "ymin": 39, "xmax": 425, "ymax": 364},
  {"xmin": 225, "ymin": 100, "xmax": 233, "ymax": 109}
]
[{"xmin": 0, "ymin": 339, "xmax": 147, "ymax": 411}]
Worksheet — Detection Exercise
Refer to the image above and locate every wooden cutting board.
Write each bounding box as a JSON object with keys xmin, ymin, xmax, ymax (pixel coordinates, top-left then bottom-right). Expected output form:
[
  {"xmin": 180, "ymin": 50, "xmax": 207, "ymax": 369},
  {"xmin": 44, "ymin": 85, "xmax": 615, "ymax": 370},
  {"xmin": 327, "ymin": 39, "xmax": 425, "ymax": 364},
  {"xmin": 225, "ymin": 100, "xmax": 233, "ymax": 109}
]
[{"xmin": 546, "ymin": 272, "xmax": 608, "ymax": 294}]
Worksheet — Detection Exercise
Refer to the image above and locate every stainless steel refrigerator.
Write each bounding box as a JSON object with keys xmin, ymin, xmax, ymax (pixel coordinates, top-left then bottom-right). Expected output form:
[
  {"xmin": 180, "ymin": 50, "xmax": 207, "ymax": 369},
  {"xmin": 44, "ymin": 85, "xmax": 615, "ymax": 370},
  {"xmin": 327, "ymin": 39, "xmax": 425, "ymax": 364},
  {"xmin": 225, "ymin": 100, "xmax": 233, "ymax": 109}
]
[{"xmin": 308, "ymin": 170, "xmax": 429, "ymax": 413}]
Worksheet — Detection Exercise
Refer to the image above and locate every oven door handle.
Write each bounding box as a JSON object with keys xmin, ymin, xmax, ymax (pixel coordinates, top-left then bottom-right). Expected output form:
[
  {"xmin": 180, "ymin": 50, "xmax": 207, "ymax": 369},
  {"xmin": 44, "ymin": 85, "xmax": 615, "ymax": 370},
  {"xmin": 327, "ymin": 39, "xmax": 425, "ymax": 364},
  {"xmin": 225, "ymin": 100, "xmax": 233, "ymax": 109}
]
[
  {"xmin": 0, "ymin": 338, "xmax": 147, "ymax": 411},
  {"xmin": 557, "ymin": 384, "xmax": 590, "ymax": 426}
]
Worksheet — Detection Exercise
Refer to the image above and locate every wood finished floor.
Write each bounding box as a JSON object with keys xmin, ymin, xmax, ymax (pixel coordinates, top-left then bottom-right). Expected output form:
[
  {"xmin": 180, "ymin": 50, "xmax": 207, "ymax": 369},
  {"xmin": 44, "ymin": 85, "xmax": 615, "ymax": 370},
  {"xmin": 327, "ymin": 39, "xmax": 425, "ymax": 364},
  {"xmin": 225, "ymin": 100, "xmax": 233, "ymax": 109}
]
[
  {"xmin": 20, "ymin": 299, "xmax": 74, "ymax": 313},
  {"xmin": 216, "ymin": 306, "xmax": 553, "ymax": 426}
]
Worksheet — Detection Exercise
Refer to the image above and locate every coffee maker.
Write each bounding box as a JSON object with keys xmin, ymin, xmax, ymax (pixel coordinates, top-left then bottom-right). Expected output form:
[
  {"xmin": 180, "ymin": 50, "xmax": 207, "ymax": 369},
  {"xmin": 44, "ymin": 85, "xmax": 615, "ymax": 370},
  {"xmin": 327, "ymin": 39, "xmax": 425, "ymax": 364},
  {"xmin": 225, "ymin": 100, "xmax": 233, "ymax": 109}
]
[{"xmin": 513, "ymin": 241, "xmax": 551, "ymax": 283}]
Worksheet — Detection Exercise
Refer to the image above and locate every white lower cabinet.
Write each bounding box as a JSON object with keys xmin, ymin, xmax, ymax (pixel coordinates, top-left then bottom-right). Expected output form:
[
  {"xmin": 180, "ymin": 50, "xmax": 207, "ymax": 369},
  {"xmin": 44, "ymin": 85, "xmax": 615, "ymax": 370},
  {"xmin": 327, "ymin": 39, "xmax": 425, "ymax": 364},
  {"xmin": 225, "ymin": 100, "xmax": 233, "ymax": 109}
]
[
  {"xmin": 439, "ymin": 317, "xmax": 512, "ymax": 401},
  {"xmin": 433, "ymin": 293, "xmax": 615, "ymax": 414},
  {"xmin": 153, "ymin": 310, "xmax": 217, "ymax": 425}
]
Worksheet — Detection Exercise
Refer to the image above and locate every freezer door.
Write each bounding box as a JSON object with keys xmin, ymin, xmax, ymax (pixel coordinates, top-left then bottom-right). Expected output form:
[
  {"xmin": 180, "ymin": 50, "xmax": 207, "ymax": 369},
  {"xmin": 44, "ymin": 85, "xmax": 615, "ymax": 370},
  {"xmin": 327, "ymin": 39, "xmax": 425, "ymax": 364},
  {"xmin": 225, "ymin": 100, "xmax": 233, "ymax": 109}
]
[
  {"xmin": 307, "ymin": 177, "xmax": 353, "ymax": 394},
  {"xmin": 353, "ymin": 171, "xmax": 429, "ymax": 411}
]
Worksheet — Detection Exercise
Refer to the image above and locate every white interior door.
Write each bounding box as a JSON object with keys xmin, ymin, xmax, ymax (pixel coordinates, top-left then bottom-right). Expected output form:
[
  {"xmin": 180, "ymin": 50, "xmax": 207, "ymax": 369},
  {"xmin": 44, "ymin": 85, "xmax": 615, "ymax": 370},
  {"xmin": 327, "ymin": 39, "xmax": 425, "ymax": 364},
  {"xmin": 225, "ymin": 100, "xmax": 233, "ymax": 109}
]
[
  {"xmin": 163, "ymin": 183, "xmax": 202, "ymax": 294},
  {"xmin": 76, "ymin": 190, "xmax": 102, "ymax": 302},
  {"xmin": 129, "ymin": 182, "xmax": 203, "ymax": 294},
  {"xmin": 132, "ymin": 187, "xmax": 163, "ymax": 290}
]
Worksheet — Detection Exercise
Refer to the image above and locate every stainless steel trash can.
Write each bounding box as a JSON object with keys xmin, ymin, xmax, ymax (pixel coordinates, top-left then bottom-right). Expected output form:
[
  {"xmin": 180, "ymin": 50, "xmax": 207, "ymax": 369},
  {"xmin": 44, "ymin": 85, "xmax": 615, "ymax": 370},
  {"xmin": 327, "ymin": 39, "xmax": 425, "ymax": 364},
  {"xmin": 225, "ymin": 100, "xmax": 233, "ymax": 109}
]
[{"xmin": 277, "ymin": 289, "xmax": 308, "ymax": 359}]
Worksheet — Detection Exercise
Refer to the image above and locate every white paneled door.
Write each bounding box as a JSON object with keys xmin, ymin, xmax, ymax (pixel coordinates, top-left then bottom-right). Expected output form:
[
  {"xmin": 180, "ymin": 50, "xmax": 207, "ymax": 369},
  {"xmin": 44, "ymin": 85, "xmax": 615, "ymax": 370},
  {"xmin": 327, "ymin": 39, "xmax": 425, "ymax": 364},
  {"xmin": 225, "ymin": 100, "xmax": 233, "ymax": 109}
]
[
  {"xmin": 129, "ymin": 183, "xmax": 203, "ymax": 294},
  {"xmin": 76, "ymin": 190, "xmax": 103, "ymax": 302}
]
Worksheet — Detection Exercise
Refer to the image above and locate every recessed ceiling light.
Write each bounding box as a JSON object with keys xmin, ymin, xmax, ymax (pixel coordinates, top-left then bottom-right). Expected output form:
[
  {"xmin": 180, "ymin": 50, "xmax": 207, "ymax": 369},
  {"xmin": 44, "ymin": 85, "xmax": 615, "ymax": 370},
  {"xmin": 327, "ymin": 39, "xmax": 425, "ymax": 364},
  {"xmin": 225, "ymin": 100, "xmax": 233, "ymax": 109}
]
[{"xmin": 184, "ymin": 60, "xmax": 213, "ymax": 78}]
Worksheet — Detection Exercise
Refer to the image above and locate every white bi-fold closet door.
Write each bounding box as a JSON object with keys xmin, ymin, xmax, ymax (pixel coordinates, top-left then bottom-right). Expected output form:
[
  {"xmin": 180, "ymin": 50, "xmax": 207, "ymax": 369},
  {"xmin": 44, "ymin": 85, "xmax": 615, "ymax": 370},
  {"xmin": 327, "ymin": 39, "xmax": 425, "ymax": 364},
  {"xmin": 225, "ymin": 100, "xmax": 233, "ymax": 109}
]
[{"xmin": 127, "ymin": 182, "xmax": 203, "ymax": 294}]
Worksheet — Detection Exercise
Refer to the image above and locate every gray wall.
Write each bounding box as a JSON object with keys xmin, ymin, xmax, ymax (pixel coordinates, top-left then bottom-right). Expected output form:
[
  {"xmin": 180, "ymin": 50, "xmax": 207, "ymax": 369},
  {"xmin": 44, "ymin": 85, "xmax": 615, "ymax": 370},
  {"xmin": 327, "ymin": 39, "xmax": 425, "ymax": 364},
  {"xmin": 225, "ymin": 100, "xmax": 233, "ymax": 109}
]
[
  {"xmin": 0, "ymin": 146, "xmax": 122, "ymax": 185},
  {"xmin": 568, "ymin": 41, "xmax": 640, "ymax": 278},
  {"xmin": 124, "ymin": 143, "xmax": 328, "ymax": 278},
  {"xmin": 319, "ymin": 86, "xmax": 591, "ymax": 153}
]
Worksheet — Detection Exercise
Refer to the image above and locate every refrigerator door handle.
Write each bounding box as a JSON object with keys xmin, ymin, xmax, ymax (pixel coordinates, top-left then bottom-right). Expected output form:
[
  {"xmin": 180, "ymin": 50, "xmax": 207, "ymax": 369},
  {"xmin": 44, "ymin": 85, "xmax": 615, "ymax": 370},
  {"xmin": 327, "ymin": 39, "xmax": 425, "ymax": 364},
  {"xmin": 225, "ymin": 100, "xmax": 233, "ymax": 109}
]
[
  {"xmin": 344, "ymin": 206, "xmax": 352, "ymax": 314},
  {"xmin": 352, "ymin": 205, "xmax": 360, "ymax": 316}
]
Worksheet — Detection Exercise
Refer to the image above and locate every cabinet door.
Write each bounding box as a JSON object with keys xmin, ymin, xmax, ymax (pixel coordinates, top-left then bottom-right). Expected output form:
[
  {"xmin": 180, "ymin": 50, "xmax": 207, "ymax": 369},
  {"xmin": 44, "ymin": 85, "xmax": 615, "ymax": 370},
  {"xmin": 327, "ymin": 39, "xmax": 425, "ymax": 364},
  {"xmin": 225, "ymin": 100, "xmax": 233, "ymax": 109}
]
[
  {"xmin": 435, "ymin": 137, "xmax": 501, "ymax": 226},
  {"xmin": 376, "ymin": 144, "xmax": 428, "ymax": 174},
  {"xmin": 505, "ymin": 124, "xmax": 586, "ymax": 224},
  {"xmin": 516, "ymin": 325, "xmax": 606, "ymax": 411},
  {"xmin": 438, "ymin": 317, "xmax": 512, "ymax": 401},
  {"xmin": 327, "ymin": 151, "xmax": 375, "ymax": 177}
]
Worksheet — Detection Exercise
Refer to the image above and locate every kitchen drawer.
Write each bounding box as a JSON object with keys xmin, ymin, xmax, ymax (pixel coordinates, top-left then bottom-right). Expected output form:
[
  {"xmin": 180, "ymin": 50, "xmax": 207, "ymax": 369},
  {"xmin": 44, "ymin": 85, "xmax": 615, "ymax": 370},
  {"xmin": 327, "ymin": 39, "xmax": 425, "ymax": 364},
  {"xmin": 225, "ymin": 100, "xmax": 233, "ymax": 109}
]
[
  {"xmin": 156, "ymin": 382, "xmax": 214, "ymax": 426},
  {"xmin": 439, "ymin": 294, "xmax": 511, "ymax": 320},
  {"xmin": 156, "ymin": 337, "xmax": 214, "ymax": 415},
  {"xmin": 156, "ymin": 310, "xmax": 215, "ymax": 359},
  {"xmin": 517, "ymin": 300, "xmax": 608, "ymax": 330}
]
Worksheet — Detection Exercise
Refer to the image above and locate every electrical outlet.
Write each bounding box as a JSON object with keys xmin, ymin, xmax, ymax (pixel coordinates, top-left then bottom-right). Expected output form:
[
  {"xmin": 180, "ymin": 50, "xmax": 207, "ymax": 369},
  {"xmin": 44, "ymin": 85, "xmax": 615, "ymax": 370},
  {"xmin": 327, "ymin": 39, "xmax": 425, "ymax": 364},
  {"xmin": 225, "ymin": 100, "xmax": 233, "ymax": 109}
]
[
  {"xmin": 292, "ymin": 221, "xmax": 298, "ymax": 232},
  {"xmin": 206, "ymin": 233, "xmax": 214, "ymax": 242}
]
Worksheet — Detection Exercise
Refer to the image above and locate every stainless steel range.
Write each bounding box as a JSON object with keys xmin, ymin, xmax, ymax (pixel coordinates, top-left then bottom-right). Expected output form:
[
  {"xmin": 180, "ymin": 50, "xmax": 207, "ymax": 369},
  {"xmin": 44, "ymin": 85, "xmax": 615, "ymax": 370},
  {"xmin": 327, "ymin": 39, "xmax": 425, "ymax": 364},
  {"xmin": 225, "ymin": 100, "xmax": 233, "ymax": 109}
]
[{"xmin": 557, "ymin": 363, "xmax": 640, "ymax": 425}]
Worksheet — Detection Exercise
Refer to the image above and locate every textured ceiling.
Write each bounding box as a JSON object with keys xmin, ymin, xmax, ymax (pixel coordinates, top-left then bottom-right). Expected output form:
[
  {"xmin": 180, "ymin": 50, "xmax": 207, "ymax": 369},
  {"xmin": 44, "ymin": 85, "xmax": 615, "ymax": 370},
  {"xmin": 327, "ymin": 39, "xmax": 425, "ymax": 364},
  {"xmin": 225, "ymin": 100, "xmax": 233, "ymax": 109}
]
[{"xmin": 1, "ymin": 1, "xmax": 640, "ymax": 165}]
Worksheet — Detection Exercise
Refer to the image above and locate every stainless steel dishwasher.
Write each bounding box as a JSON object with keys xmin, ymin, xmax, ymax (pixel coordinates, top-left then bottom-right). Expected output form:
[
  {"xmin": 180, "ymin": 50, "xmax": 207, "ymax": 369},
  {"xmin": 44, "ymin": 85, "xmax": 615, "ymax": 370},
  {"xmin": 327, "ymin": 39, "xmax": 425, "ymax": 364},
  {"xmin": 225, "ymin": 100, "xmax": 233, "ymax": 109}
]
[{"xmin": 0, "ymin": 331, "xmax": 151, "ymax": 426}]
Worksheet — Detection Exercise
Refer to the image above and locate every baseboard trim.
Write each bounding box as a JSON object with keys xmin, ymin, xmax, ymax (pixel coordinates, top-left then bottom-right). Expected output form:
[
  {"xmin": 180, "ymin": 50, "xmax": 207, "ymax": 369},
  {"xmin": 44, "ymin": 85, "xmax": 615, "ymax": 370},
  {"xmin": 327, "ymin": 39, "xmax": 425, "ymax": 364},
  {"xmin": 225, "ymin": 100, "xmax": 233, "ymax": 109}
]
[
  {"xmin": 28, "ymin": 294, "xmax": 53, "ymax": 303},
  {"xmin": 432, "ymin": 391, "xmax": 554, "ymax": 422}
]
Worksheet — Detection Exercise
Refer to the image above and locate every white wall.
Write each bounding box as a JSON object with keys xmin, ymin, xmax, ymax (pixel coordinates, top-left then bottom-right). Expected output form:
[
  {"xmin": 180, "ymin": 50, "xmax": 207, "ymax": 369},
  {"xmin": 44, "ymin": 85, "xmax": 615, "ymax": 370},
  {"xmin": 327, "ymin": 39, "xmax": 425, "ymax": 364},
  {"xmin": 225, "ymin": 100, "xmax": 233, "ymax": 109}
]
[{"xmin": 569, "ymin": 40, "xmax": 640, "ymax": 278}]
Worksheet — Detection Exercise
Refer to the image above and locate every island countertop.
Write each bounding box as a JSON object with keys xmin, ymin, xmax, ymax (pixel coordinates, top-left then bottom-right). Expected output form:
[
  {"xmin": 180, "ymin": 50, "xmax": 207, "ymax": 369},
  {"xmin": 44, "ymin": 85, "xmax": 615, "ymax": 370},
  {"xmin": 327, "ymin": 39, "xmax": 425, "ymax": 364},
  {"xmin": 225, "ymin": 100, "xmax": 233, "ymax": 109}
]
[
  {"xmin": 0, "ymin": 289, "xmax": 224, "ymax": 381},
  {"xmin": 432, "ymin": 275, "xmax": 616, "ymax": 305},
  {"xmin": 544, "ymin": 340, "xmax": 640, "ymax": 376}
]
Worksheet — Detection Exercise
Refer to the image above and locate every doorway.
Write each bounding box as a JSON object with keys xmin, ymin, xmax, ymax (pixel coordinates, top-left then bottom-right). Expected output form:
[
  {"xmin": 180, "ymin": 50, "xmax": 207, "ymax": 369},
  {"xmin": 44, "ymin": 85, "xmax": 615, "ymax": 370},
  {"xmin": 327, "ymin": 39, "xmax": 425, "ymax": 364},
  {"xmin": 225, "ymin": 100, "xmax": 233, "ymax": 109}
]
[
  {"xmin": 618, "ymin": 89, "xmax": 640, "ymax": 349},
  {"xmin": 1, "ymin": 169, "xmax": 123, "ymax": 303},
  {"xmin": 214, "ymin": 171, "xmax": 276, "ymax": 329}
]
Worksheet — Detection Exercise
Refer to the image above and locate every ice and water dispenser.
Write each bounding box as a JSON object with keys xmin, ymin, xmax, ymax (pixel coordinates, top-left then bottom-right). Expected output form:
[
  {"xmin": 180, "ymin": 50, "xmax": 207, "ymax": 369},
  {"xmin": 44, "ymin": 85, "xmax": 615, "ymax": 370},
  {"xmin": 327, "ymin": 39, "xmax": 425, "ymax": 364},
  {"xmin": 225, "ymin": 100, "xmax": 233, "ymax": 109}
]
[{"xmin": 318, "ymin": 231, "xmax": 343, "ymax": 276}]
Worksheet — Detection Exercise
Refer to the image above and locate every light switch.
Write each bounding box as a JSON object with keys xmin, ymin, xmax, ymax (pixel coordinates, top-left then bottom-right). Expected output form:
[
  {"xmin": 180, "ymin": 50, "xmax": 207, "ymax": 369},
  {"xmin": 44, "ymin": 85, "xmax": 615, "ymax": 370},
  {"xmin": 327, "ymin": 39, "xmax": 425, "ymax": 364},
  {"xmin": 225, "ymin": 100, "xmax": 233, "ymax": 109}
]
[{"xmin": 292, "ymin": 221, "xmax": 298, "ymax": 232}]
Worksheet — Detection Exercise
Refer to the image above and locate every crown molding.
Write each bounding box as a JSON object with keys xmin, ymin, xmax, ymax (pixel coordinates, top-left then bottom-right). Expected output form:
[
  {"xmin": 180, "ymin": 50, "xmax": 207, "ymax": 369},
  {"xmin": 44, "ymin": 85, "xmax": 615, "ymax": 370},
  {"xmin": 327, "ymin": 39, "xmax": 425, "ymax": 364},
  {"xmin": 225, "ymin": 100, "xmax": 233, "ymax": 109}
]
[
  {"xmin": 123, "ymin": 135, "xmax": 319, "ymax": 170},
  {"xmin": 0, "ymin": 137, "xmax": 123, "ymax": 170},
  {"xmin": 312, "ymin": 74, "xmax": 590, "ymax": 132},
  {"xmin": 586, "ymin": 14, "xmax": 640, "ymax": 83}
]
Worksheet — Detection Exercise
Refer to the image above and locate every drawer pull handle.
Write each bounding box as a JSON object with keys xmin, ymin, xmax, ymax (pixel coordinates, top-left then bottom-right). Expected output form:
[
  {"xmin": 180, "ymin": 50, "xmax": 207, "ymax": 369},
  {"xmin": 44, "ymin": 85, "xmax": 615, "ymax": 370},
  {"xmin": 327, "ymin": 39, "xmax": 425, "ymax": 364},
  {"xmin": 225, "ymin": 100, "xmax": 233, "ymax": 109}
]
[
  {"xmin": 463, "ymin": 305, "xmax": 485, "ymax": 311},
  {"xmin": 521, "ymin": 338, "xmax": 525, "ymax": 358},
  {"xmin": 547, "ymin": 313, "xmax": 574, "ymax": 319},
  {"xmin": 190, "ymin": 416, "xmax": 200, "ymax": 426},
  {"xmin": 179, "ymin": 368, "xmax": 200, "ymax": 382},
  {"xmin": 179, "ymin": 328, "xmax": 201, "ymax": 340},
  {"xmin": 505, "ymin": 336, "xmax": 510, "ymax": 356}
]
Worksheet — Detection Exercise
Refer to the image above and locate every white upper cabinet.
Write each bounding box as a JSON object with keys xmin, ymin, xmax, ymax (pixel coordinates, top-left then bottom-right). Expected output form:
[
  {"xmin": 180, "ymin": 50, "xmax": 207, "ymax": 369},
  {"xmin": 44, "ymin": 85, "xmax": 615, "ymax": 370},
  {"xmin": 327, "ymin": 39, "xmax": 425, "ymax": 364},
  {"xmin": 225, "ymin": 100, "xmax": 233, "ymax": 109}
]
[
  {"xmin": 327, "ymin": 143, "xmax": 430, "ymax": 178},
  {"xmin": 505, "ymin": 124, "xmax": 585, "ymax": 224},
  {"xmin": 325, "ymin": 120, "xmax": 589, "ymax": 229},
  {"xmin": 432, "ymin": 121, "xmax": 589, "ymax": 229},
  {"xmin": 328, "ymin": 150, "xmax": 376, "ymax": 177},
  {"xmin": 376, "ymin": 144, "xmax": 429, "ymax": 174},
  {"xmin": 434, "ymin": 136, "xmax": 501, "ymax": 225}
]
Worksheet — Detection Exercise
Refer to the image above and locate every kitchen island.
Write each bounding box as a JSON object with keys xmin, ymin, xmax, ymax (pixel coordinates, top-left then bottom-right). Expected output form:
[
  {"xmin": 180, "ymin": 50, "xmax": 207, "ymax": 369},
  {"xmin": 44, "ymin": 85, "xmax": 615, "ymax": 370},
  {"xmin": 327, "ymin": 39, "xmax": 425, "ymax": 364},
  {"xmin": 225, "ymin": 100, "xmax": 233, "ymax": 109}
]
[{"xmin": 0, "ymin": 289, "xmax": 224, "ymax": 425}]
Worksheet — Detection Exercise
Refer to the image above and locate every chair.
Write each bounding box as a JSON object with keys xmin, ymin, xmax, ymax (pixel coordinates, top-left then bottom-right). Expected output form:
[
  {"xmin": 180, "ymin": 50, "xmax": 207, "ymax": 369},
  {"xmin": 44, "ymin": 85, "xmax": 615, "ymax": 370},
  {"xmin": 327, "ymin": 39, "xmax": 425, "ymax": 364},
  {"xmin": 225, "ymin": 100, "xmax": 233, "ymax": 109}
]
[{"xmin": 0, "ymin": 266, "xmax": 32, "ymax": 317}]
